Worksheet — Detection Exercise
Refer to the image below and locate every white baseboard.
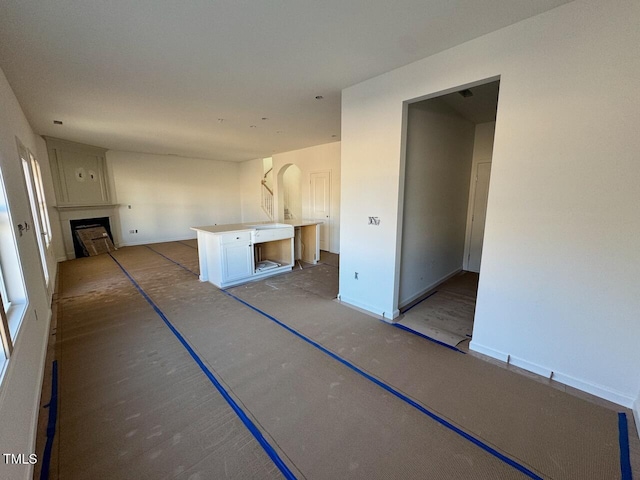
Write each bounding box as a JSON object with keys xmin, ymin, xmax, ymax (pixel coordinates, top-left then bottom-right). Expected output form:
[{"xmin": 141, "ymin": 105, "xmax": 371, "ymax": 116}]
[
  {"xmin": 633, "ymin": 395, "xmax": 640, "ymax": 439},
  {"xmin": 469, "ymin": 341, "xmax": 635, "ymax": 408},
  {"xmin": 508, "ymin": 355, "xmax": 553, "ymax": 379},
  {"xmin": 468, "ymin": 341, "xmax": 509, "ymax": 363},
  {"xmin": 27, "ymin": 308, "xmax": 52, "ymax": 480},
  {"xmin": 118, "ymin": 236, "xmax": 196, "ymax": 248},
  {"xmin": 335, "ymin": 295, "xmax": 397, "ymax": 322},
  {"xmin": 399, "ymin": 268, "xmax": 461, "ymax": 310}
]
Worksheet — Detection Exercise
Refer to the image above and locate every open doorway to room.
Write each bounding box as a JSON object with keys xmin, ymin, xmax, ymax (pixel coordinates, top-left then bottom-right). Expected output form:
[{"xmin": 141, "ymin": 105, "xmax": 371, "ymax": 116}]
[
  {"xmin": 396, "ymin": 79, "xmax": 499, "ymax": 350},
  {"xmin": 277, "ymin": 163, "xmax": 302, "ymax": 222}
]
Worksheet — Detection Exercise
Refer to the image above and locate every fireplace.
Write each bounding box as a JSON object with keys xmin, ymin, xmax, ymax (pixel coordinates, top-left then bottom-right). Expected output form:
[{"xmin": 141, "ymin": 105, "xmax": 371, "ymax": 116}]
[
  {"xmin": 70, "ymin": 217, "xmax": 114, "ymax": 258},
  {"xmin": 55, "ymin": 204, "xmax": 119, "ymax": 260}
]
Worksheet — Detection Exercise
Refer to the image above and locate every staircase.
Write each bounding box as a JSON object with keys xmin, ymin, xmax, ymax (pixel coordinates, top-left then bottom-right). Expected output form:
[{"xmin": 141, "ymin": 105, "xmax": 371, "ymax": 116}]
[{"xmin": 261, "ymin": 168, "xmax": 274, "ymax": 220}]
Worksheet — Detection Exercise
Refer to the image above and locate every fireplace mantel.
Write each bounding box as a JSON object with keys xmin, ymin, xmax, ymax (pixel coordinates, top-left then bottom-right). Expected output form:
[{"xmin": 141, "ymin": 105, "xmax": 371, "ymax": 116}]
[
  {"xmin": 55, "ymin": 204, "xmax": 119, "ymax": 211},
  {"xmin": 56, "ymin": 204, "xmax": 121, "ymax": 260}
]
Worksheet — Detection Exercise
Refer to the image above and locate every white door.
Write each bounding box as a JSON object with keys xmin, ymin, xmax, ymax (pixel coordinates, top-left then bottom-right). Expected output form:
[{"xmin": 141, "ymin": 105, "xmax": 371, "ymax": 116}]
[
  {"xmin": 310, "ymin": 171, "xmax": 330, "ymax": 251},
  {"xmin": 467, "ymin": 162, "xmax": 492, "ymax": 273}
]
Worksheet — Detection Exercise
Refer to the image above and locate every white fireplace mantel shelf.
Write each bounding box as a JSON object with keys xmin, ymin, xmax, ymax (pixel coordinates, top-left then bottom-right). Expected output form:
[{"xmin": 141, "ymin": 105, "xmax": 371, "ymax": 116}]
[{"xmin": 54, "ymin": 204, "xmax": 120, "ymax": 211}]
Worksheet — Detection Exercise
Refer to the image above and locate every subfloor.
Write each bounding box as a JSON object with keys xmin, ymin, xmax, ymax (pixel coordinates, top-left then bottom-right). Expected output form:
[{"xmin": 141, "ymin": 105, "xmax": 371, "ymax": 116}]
[
  {"xmin": 34, "ymin": 242, "xmax": 639, "ymax": 479},
  {"xmin": 397, "ymin": 271, "xmax": 478, "ymax": 348}
]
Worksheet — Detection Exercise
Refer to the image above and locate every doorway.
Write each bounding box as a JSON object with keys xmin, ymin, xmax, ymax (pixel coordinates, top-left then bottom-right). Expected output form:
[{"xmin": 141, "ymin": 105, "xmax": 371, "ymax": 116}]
[
  {"xmin": 397, "ymin": 79, "xmax": 499, "ymax": 349},
  {"xmin": 310, "ymin": 171, "xmax": 331, "ymax": 251},
  {"xmin": 276, "ymin": 164, "xmax": 302, "ymax": 222}
]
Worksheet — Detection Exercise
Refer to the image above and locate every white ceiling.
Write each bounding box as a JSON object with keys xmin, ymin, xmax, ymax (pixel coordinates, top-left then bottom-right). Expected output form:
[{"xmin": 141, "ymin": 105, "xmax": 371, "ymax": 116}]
[{"xmin": 0, "ymin": 0, "xmax": 572, "ymax": 162}]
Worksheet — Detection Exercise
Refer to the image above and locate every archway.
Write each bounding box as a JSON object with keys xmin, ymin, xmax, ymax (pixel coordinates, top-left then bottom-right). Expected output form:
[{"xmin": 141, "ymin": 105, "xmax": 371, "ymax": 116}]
[{"xmin": 276, "ymin": 163, "xmax": 302, "ymax": 222}]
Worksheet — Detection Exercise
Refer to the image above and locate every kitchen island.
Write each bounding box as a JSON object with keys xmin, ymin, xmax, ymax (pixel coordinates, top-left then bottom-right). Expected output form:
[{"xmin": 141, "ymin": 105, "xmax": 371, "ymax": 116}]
[
  {"xmin": 191, "ymin": 222, "xmax": 296, "ymax": 288},
  {"xmin": 283, "ymin": 220, "xmax": 323, "ymax": 265}
]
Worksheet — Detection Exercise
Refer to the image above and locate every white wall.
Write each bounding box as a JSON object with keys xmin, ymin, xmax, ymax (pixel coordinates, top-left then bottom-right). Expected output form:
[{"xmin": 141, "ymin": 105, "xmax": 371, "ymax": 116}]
[
  {"xmin": 0, "ymin": 66, "xmax": 56, "ymax": 480},
  {"xmin": 239, "ymin": 157, "xmax": 273, "ymax": 223},
  {"xmin": 107, "ymin": 151, "xmax": 242, "ymax": 245},
  {"xmin": 272, "ymin": 142, "xmax": 341, "ymax": 253},
  {"xmin": 340, "ymin": 0, "xmax": 640, "ymax": 406},
  {"xmin": 470, "ymin": 121, "xmax": 496, "ymax": 161},
  {"xmin": 240, "ymin": 144, "xmax": 341, "ymax": 253},
  {"xmin": 462, "ymin": 121, "xmax": 496, "ymax": 270},
  {"xmin": 399, "ymin": 100, "xmax": 474, "ymax": 306}
]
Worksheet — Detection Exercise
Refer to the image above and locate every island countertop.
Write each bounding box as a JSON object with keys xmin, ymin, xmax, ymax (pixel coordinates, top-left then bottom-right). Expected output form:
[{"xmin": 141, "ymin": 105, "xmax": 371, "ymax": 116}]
[
  {"xmin": 191, "ymin": 220, "xmax": 321, "ymax": 235},
  {"xmin": 283, "ymin": 220, "xmax": 323, "ymax": 227},
  {"xmin": 190, "ymin": 222, "xmax": 286, "ymax": 235}
]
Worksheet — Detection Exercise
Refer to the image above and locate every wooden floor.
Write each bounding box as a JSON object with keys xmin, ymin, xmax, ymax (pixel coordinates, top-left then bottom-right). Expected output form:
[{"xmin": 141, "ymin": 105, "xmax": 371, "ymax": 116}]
[{"xmin": 34, "ymin": 242, "xmax": 639, "ymax": 479}]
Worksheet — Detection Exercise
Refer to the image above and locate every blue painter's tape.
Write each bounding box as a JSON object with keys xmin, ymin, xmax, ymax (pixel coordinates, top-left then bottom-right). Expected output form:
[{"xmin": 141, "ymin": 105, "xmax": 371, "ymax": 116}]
[
  {"xmin": 108, "ymin": 254, "xmax": 297, "ymax": 480},
  {"xmin": 618, "ymin": 412, "xmax": 633, "ymax": 480},
  {"xmin": 392, "ymin": 323, "xmax": 465, "ymax": 354},
  {"xmin": 145, "ymin": 245, "xmax": 540, "ymax": 478},
  {"xmin": 148, "ymin": 247, "xmax": 462, "ymax": 356},
  {"xmin": 144, "ymin": 245, "xmax": 198, "ymax": 277},
  {"xmin": 40, "ymin": 360, "xmax": 58, "ymax": 480},
  {"xmin": 221, "ymin": 289, "xmax": 542, "ymax": 480}
]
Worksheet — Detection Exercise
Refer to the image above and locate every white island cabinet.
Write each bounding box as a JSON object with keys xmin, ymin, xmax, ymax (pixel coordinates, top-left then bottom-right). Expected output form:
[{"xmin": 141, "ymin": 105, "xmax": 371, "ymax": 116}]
[{"xmin": 191, "ymin": 223, "xmax": 295, "ymax": 288}]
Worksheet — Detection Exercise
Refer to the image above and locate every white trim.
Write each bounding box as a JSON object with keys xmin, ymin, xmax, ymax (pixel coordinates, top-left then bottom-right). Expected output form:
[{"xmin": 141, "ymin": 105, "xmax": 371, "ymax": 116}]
[
  {"xmin": 463, "ymin": 159, "xmax": 492, "ymax": 272},
  {"xmin": 0, "ymin": 307, "xmax": 51, "ymax": 480},
  {"xmin": 118, "ymin": 236, "xmax": 197, "ymax": 248},
  {"xmin": 508, "ymin": 355, "xmax": 553, "ymax": 379},
  {"xmin": 6, "ymin": 302, "xmax": 27, "ymax": 345},
  {"xmin": 633, "ymin": 395, "xmax": 640, "ymax": 440},
  {"xmin": 54, "ymin": 204, "xmax": 119, "ymax": 211},
  {"xmin": 469, "ymin": 341, "xmax": 635, "ymax": 408},
  {"xmin": 399, "ymin": 268, "xmax": 461, "ymax": 310},
  {"xmin": 550, "ymin": 370, "xmax": 634, "ymax": 409},
  {"xmin": 468, "ymin": 341, "xmax": 509, "ymax": 363},
  {"xmin": 26, "ymin": 308, "xmax": 52, "ymax": 480},
  {"xmin": 335, "ymin": 295, "xmax": 398, "ymax": 322}
]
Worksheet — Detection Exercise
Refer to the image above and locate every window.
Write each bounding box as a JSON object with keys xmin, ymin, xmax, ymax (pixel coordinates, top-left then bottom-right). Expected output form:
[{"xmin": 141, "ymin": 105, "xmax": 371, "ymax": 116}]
[
  {"xmin": 0, "ymin": 156, "xmax": 27, "ymax": 382},
  {"xmin": 29, "ymin": 151, "xmax": 52, "ymax": 247},
  {"xmin": 17, "ymin": 140, "xmax": 50, "ymax": 285}
]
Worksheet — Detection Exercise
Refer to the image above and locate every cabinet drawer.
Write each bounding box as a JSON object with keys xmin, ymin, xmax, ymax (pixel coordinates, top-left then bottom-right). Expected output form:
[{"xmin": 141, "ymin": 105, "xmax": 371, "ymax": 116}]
[
  {"xmin": 219, "ymin": 231, "xmax": 251, "ymax": 245},
  {"xmin": 251, "ymin": 227, "xmax": 293, "ymax": 243}
]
